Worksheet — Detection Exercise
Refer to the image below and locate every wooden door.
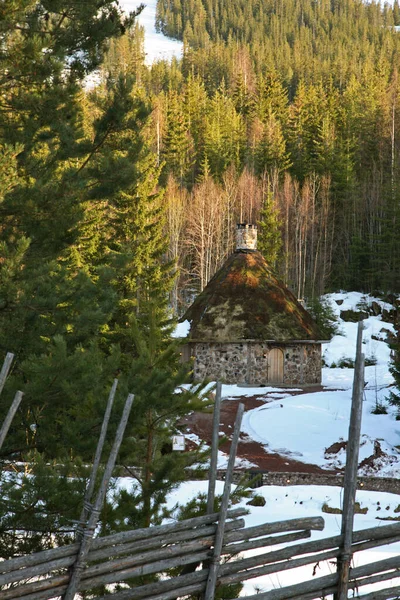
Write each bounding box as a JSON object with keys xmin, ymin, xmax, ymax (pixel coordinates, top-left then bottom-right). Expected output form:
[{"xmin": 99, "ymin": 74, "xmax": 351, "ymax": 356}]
[{"xmin": 268, "ymin": 348, "xmax": 284, "ymax": 383}]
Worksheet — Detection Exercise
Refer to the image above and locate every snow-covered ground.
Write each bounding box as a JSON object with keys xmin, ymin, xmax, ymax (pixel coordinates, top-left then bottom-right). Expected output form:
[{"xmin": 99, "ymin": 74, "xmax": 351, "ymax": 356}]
[
  {"xmin": 119, "ymin": 0, "xmax": 183, "ymax": 64},
  {"xmin": 117, "ymin": 292, "xmax": 400, "ymax": 596},
  {"xmin": 179, "ymin": 291, "xmax": 399, "ymax": 475},
  {"xmin": 167, "ymin": 292, "xmax": 400, "ymax": 596}
]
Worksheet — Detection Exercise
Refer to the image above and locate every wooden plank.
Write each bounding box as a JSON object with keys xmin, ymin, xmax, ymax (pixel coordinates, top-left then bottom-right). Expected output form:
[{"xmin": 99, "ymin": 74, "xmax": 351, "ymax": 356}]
[
  {"xmin": 0, "ymin": 509, "xmax": 246, "ymax": 577},
  {"xmin": 0, "ymin": 554, "xmax": 75, "ymax": 587},
  {"xmin": 352, "ymin": 582, "xmax": 400, "ymax": 600},
  {"xmin": 222, "ymin": 529, "xmax": 311, "ymax": 554},
  {"xmin": 269, "ymin": 348, "xmax": 284, "ymax": 383},
  {"xmin": 223, "ymin": 516, "xmax": 325, "ymax": 543},
  {"xmin": 95, "ymin": 570, "xmax": 208, "ymax": 600},
  {"xmin": 207, "ymin": 380, "xmax": 221, "ymax": 515},
  {"xmin": 63, "ymin": 392, "xmax": 134, "ymax": 600},
  {"xmin": 84, "ymin": 538, "xmax": 215, "ymax": 580},
  {"xmin": 335, "ymin": 319, "xmax": 365, "ymax": 600},
  {"xmin": 77, "ymin": 378, "xmax": 118, "ymax": 538},
  {"xmin": 79, "ymin": 550, "xmax": 211, "ymax": 591},
  {"xmin": 90, "ymin": 507, "xmax": 247, "ymax": 549},
  {"xmin": 0, "ymin": 352, "xmax": 14, "ymax": 396},
  {"xmin": 0, "ymin": 391, "xmax": 23, "ymax": 451},
  {"xmin": 99, "ymin": 580, "xmax": 208, "ymax": 600},
  {"xmin": 0, "ymin": 543, "xmax": 79, "ymax": 575},
  {"xmin": 0, "ymin": 574, "xmax": 69, "ymax": 600},
  {"xmin": 204, "ymin": 402, "xmax": 244, "ymax": 600},
  {"xmin": 88, "ymin": 517, "xmax": 244, "ymax": 563}
]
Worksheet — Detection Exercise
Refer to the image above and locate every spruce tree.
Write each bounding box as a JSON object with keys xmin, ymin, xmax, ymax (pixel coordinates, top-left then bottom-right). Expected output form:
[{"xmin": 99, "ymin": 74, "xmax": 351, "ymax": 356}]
[
  {"xmin": 105, "ymin": 311, "xmax": 210, "ymax": 531},
  {"xmin": 257, "ymin": 191, "xmax": 283, "ymax": 269},
  {"xmin": 389, "ymin": 321, "xmax": 400, "ymax": 417},
  {"xmin": 161, "ymin": 90, "xmax": 194, "ymax": 185},
  {"xmin": 255, "ymin": 112, "xmax": 292, "ymax": 177}
]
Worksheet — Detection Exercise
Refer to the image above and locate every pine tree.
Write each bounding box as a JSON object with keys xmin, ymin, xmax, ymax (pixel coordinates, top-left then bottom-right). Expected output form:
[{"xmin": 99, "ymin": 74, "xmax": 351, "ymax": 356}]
[
  {"xmin": 257, "ymin": 191, "xmax": 283, "ymax": 269},
  {"xmin": 101, "ymin": 309, "xmax": 211, "ymax": 530},
  {"xmin": 161, "ymin": 91, "xmax": 194, "ymax": 185},
  {"xmin": 256, "ymin": 71, "xmax": 289, "ymax": 128},
  {"xmin": 232, "ymin": 72, "xmax": 255, "ymax": 118},
  {"xmin": 389, "ymin": 320, "xmax": 400, "ymax": 417},
  {"xmin": 255, "ymin": 112, "xmax": 292, "ymax": 177},
  {"xmin": 0, "ymin": 453, "xmax": 87, "ymax": 559},
  {"xmin": 0, "ymin": 5, "xmax": 169, "ymax": 465},
  {"xmin": 203, "ymin": 87, "xmax": 246, "ymax": 179}
]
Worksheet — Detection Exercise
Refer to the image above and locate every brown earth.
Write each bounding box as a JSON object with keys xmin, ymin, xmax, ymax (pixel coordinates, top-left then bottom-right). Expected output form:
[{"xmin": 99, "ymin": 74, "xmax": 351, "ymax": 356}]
[{"xmin": 182, "ymin": 386, "xmax": 342, "ymax": 475}]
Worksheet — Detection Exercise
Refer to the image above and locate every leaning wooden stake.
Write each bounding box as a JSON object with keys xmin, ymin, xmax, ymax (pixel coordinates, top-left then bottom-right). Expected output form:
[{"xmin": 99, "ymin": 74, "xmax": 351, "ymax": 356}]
[
  {"xmin": 204, "ymin": 402, "xmax": 245, "ymax": 600},
  {"xmin": 63, "ymin": 393, "xmax": 134, "ymax": 600},
  {"xmin": 0, "ymin": 352, "xmax": 14, "ymax": 396},
  {"xmin": 335, "ymin": 320, "xmax": 365, "ymax": 600},
  {"xmin": 0, "ymin": 391, "xmax": 23, "ymax": 452},
  {"xmin": 77, "ymin": 379, "xmax": 118, "ymax": 539},
  {"xmin": 207, "ymin": 381, "xmax": 222, "ymax": 515}
]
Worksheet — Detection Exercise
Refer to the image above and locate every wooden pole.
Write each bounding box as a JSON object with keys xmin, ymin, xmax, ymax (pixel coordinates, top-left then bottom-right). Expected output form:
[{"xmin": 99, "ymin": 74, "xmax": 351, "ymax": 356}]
[
  {"xmin": 207, "ymin": 381, "xmax": 222, "ymax": 515},
  {"xmin": 204, "ymin": 402, "xmax": 244, "ymax": 600},
  {"xmin": 77, "ymin": 379, "xmax": 118, "ymax": 538},
  {"xmin": 63, "ymin": 393, "xmax": 134, "ymax": 600},
  {"xmin": 0, "ymin": 391, "xmax": 23, "ymax": 451},
  {"xmin": 335, "ymin": 319, "xmax": 365, "ymax": 600},
  {"xmin": 0, "ymin": 352, "xmax": 14, "ymax": 396}
]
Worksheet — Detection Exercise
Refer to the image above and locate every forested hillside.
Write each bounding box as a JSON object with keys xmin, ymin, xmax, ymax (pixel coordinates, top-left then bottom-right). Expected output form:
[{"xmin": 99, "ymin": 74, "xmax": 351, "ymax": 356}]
[{"xmin": 151, "ymin": 0, "xmax": 400, "ymax": 301}]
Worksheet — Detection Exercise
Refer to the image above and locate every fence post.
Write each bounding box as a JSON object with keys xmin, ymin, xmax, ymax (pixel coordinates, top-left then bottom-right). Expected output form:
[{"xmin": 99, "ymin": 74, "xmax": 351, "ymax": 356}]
[
  {"xmin": 0, "ymin": 391, "xmax": 23, "ymax": 452},
  {"xmin": 204, "ymin": 402, "xmax": 244, "ymax": 600},
  {"xmin": 335, "ymin": 320, "xmax": 365, "ymax": 600},
  {"xmin": 63, "ymin": 392, "xmax": 134, "ymax": 600},
  {"xmin": 77, "ymin": 379, "xmax": 118, "ymax": 539},
  {"xmin": 207, "ymin": 381, "xmax": 222, "ymax": 515},
  {"xmin": 0, "ymin": 352, "xmax": 14, "ymax": 397},
  {"xmin": 0, "ymin": 353, "xmax": 24, "ymax": 453}
]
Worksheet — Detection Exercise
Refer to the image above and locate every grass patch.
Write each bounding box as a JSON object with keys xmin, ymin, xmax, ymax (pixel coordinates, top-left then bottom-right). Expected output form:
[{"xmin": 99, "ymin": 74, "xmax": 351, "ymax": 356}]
[{"xmin": 322, "ymin": 501, "xmax": 368, "ymax": 515}]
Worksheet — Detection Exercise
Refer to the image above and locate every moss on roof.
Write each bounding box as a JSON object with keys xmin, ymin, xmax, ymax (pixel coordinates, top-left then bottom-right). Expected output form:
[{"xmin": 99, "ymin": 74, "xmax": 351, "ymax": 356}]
[{"xmin": 183, "ymin": 250, "xmax": 322, "ymax": 342}]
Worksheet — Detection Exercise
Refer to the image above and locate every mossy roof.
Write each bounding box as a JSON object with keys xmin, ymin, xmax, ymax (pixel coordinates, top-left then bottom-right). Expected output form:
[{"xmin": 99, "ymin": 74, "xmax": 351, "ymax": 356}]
[{"xmin": 182, "ymin": 250, "xmax": 322, "ymax": 342}]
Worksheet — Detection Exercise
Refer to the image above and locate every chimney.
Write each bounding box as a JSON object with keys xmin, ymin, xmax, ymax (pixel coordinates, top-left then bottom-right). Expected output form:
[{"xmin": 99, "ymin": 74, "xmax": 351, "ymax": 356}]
[{"xmin": 236, "ymin": 223, "xmax": 257, "ymax": 251}]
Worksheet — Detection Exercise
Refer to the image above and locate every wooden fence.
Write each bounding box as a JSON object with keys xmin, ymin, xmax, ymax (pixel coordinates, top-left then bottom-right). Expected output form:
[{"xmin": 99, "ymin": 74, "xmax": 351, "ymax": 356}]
[
  {"xmin": 2, "ymin": 324, "xmax": 400, "ymax": 600},
  {"xmin": 0, "ymin": 511, "xmax": 323, "ymax": 599},
  {"xmin": 2, "ymin": 511, "xmax": 400, "ymax": 599}
]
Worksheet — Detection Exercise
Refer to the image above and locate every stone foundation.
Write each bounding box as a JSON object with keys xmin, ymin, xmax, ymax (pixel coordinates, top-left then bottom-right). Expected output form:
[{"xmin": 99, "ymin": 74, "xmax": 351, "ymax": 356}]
[{"xmin": 184, "ymin": 341, "xmax": 321, "ymax": 385}]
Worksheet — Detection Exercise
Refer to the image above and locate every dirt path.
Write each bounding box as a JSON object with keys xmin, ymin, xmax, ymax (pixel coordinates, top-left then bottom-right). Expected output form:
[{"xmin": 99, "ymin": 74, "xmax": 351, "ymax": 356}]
[{"xmin": 182, "ymin": 388, "xmax": 341, "ymax": 475}]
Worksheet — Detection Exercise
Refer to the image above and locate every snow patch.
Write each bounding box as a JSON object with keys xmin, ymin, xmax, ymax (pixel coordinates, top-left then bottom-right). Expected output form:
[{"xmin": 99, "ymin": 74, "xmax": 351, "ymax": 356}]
[
  {"xmin": 172, "ymin": 319, "xmax": 191, "ymax": 338},
  {"xmin": 119, "ymin": 0, "xmax": 183, "ymax": 64}
]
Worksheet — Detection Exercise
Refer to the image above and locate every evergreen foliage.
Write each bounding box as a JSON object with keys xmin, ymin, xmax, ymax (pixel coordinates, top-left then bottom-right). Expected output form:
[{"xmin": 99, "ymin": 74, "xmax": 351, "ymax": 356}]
[
  {"xmin": 388, "ymin": 322, "xmax": 400, "ymax": 416},
  {"xmin": 150, "ymin": 0, "xmax": 400, "ymax": 295},
  {"xmin": 0, "ymin": 2, "xmax": 211, "ymax": 559},
  {"xmin": 102, "ymin": 310, "xmax": 211, "ymax": 531},
  {"xmin": 257, "ymin": 192, "xmax": 282, "ymax": 269},
  {"xmin": 306, "ymin": 297, "xmax": 340, "ymax": 340},
  {"xmin": 0, "ymin": 455, "xmax": 87, "ymax": 559}
]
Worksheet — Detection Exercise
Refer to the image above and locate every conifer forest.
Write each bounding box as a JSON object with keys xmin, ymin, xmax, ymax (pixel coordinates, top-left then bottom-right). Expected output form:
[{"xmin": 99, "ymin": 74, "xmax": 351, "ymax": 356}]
[{"xmin": 1, "ymin": 0, "xmax": 400, "ymax": 569}]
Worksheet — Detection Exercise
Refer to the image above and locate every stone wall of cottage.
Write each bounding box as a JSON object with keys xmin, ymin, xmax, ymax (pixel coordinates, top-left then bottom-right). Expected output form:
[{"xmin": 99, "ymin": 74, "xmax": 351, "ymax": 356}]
[
  {"xmin": 188, "ymin": 341, "xmax": 321, "ymax": 385},
  {"xmin": 283, "ymin": 344, "xmax": 321, "ymax": 385}
]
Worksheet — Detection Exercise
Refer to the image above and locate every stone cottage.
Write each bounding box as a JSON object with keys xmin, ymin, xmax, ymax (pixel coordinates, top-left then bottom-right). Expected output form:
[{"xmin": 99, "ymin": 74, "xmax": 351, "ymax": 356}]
[{"xmin": 179, "ymin": 224, "xmax": 325, "ymax": 386}]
